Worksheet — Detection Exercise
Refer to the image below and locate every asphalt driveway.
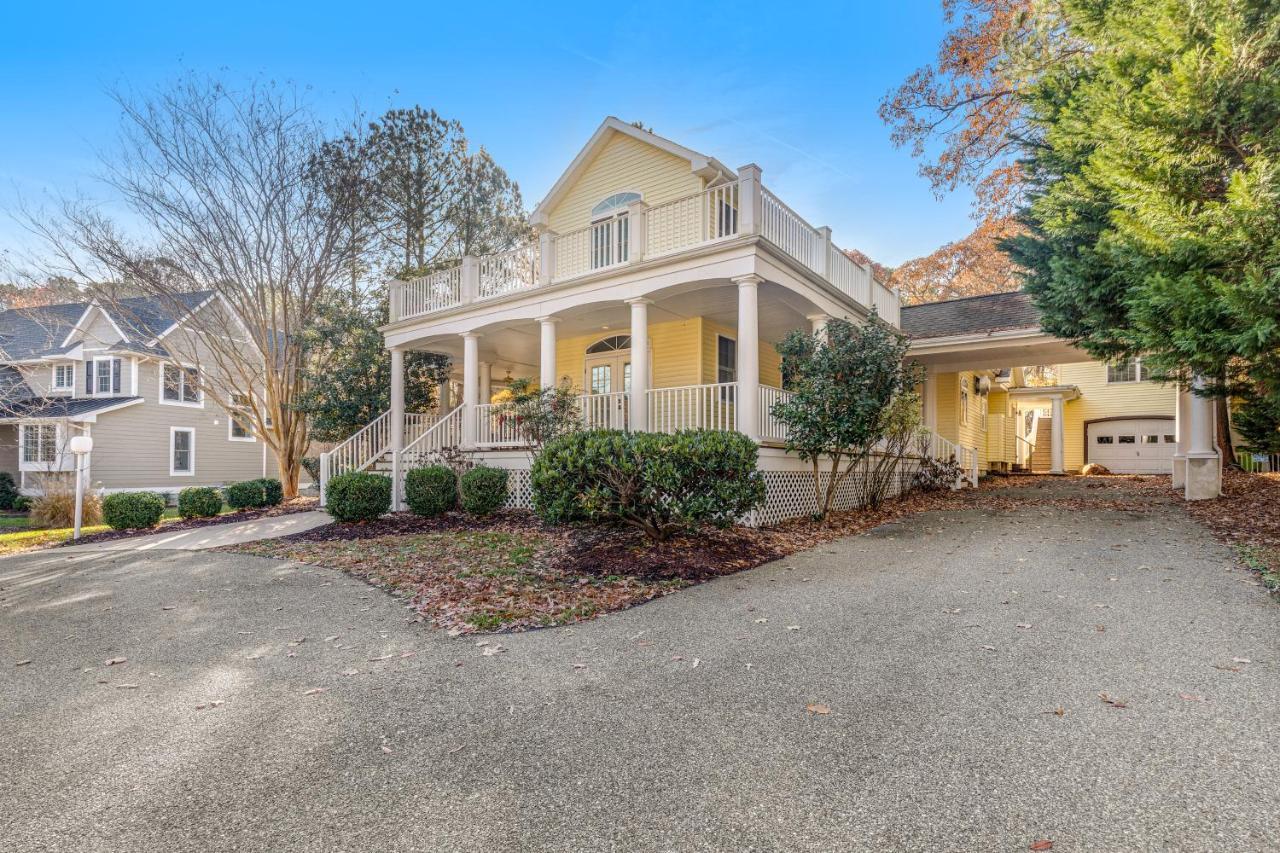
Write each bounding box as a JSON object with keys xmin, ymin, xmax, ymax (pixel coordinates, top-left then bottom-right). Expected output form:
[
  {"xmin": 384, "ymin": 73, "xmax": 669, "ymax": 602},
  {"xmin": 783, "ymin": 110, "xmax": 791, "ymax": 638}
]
[{"xmin": 2, "ymin": 478, "xmax": 1277, "ymax": 852}]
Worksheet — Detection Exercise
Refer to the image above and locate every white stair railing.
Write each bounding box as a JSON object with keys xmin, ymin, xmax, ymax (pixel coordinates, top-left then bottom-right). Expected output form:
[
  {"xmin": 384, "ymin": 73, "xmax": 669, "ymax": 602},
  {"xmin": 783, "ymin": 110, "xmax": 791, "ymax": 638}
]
[
  {"xmin": 398, "ymin": 404, "xmax": 464, "ymax": 467},
  {"xmin": 319, "ymin": 410, "xmax": 444, "ymax": 505}
]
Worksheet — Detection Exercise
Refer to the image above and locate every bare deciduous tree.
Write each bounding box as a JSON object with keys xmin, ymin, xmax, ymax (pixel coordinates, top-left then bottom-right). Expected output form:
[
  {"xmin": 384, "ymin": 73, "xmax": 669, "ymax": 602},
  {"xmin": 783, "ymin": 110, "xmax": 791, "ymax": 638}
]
[{"xmin": 17, "ymin": 74, "xmax": 370, "ymax": 497}]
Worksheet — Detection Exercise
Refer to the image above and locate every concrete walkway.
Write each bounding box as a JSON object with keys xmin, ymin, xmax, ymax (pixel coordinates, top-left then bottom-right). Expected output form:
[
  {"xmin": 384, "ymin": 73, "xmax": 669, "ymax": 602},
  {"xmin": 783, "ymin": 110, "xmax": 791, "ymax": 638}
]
[
  {"xmin": 58, "ymin": 510, "xmax": 331, "ymax": 552},
  {"xmin": 2, "ymin": 478, "xmax": 1277, "ymax": 852}
]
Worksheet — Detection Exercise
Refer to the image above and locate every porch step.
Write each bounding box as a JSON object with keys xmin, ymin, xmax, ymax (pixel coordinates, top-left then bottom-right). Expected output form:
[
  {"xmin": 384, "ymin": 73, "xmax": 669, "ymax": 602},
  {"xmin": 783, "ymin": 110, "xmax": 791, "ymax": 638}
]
[{"xmin": 1030, "ymin": 418, "xmax": 1053, "ymax": 473}]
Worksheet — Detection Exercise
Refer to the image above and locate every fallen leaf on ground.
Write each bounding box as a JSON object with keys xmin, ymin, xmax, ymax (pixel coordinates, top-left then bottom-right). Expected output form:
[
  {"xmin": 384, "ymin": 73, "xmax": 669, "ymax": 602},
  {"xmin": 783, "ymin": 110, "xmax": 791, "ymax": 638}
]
[
  {"xmin": 1029, "ymin": 841, "xmax": 1054, "ymax": 851},
  {"xmin": 341, "ymin": 668, "xmax": 360, "ymax": 676},
  {"xmin": 691, "ymin": 658, "xmax": 701, "ymax": 668},
  {"xmin": 195, "ymin": 700, "xmax": 225, "ymax": 710},
  {"xmin": 481, "ymin": 645, "xmax": 505, "ymax": 656},
  {"xmin": 1232, "ymin": 657, "xmax": 1251, "ymax": 664},
  {"xmin": 324, "ymin": 635, "xmax": 340, "ymax": 642},
  {"xmin": 754, "ymin": 618, "xmax": 768, "ymax": 624},
  {"xmin": 1177, "ymin": 692, "xmax": 1205, "ymax": 702},
  {"xmin": 15, "ymin": 660, "xmax": 32, "ymax": 667},
  {"xmin": 981, "ymin": 645, "xmax": 996, "ymax": 651},
  {"xmin": 105, "ymin": 657, "xmax": 127, "ymax": 666},
  {"xmin": 805, "ymin": 703, "xmax": 831, "ymax": 715},
  {"xmin": 786, "ymin": 625, "xmax": 800, "ymax": 631},
  {"xmin": 1098, "ymin": 692, "xmax": 1128, "ymax": 709},
  {"xmin": 367, "ymin": 654, "xmax": 394, "ymax": 662},
  {"xmin": 1213, "ymin": 664, "xmax": 1241, "ymax": 673},
  {"xmin": 115, "ymin": 683, "xmax": 139, "ymax": 690},
  {"xmin": 303, "ymin": 687, "xmax": 327, "ymax": 696},
  {"xmin": 1016, "ymin": 624, "xmax": 1032, "ymax": 630}
]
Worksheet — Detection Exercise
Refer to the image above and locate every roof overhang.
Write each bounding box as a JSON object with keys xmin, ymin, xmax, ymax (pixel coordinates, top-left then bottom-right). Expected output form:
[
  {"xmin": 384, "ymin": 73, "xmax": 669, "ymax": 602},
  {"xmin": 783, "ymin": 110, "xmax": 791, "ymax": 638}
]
[
  {"xmin": 907, "ymin": 326, "xmax": 1089, "ymax": 372},
  {"xmin": 1008, "ymin": 384, "xmax": 1081, "ymax": 403},
  {"xmin": 529, "ymin": 117, "xmax": 734, "ymax": 229},
  {"xmin": 0, "ymin": 397, "xmax": 144, "ymax": 424}
]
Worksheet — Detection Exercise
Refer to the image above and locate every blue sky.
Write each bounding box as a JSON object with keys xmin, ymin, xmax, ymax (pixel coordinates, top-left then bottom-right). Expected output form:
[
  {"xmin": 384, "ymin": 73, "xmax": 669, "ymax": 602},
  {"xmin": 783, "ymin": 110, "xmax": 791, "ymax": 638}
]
[{"xmin": 0, "ymin": 0, "xmax": 974, "ymax": 269}]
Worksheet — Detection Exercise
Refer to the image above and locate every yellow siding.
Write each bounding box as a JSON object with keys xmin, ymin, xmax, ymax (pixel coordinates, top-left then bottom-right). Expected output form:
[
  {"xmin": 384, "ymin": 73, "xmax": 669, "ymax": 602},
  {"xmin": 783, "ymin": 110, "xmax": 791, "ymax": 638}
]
[
  {"xmin": 1059, "ymin": 361, "xmax": 1177, "ymax": 472},
  {"xmin": 935, "ymin": 373, "xmax": 959, "ymax": 444},
  {"xmin": 553, "ymin": 318, "xmax": 702, "ymax": 393},
  {"xmin": 700, "ymin": 320, "xmax": 784, "ymax": 388},
  {"xmin": 935, "ymin": 371, "xmax": 991, "ymax": 471},
  {"xmin": 545, "ymin": 133, "xmax": 704, "ymax": 236}
]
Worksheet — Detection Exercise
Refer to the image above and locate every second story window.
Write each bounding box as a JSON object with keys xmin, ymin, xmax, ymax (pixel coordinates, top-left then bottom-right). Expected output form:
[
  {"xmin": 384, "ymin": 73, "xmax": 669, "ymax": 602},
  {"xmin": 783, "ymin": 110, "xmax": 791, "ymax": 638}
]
[
  {"xmin": 589, "ymin": 192, "xmax": 640, "ymax": 270},
  {"xmin": 88, "ymin": 357, "xmax": 121, "ymax": 395},
  {"xmin": 162, "ymin": 363, "xmax": 201, "ymax": 405},
  {"xmin": 51, "ymin": 364, "xmax": 74, "ymax": 392},
  {"xmin": 1107, "ymin": 358, "xmax": 1144, "ymax": 383}
]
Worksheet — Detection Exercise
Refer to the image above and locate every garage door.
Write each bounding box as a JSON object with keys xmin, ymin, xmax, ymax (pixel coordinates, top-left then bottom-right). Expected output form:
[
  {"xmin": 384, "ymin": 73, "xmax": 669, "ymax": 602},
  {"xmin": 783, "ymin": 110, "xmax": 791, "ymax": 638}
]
[{"xmin": 1086, "ymin": 419, "xmax": 1176, "ymax": 474}]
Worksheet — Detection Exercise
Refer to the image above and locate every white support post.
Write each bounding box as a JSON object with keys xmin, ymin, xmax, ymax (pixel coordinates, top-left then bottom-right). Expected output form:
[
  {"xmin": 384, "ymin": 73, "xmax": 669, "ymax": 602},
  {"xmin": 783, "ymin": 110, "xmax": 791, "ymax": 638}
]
[
  {"xmin": 479, "ymin": 362, "xmax": 492, "ymax": 406},
  {"xmin": 737, "ymin": 164, "xmax": 763, "ymax": 236},
  {"xmin": 807, "ymin": 313, "xmax": 831, "ymax": 341},
  {"xmin": 460, "ymin": 255, "xmax": 479, "ymax": 304},
  {"xmin": 437, "ymin": 377, "xmax": 452, "ymax": 413},
  {"xmin": 538, "ymin": 317, "xmax": 558, "ymax": 389},
  {"xmin": 1172, "ymin": 383, "xmax": 1190, "ymax": 488},
  {"xmin": 628, "ymin": 298, "xmax": 650, "ymax": 431},
  {"xmin": 390, "ymin": 347, "xmax": 405, "ymax": 510},
  {"xmin": 1184, "ymin": 374, "xmax": 1221, "ymax": 500},
  {"xmin": 538, "ymin": 231, "xmax": 557, "ymax": 286},
  {"xmin": 921, "ymin": 366, "xmax": 938, "ymax": 432},
  {"xmin": 734, "ymin": 275, "xmax": 762, "ymax": 441},
  {"xmin": 627, "ymin": 200, "xmax": 648, "ymax": 264},
  {"xmin": 815, "ymin": 226, "xmax": 832, "ymax": 277},
  {"xmin": 319, "ymin": 452, "xmax": 330, "ymax": 507},
  {"xmin": 388, "ymin": 280, "xmax": 405, "ymax": 323},
  {"xmin": 1049, "ymin": 396, "xmax": 1065, "ymax": 475},
  {"xmin": 461, "ymin": 333, "xmax": 480, "ymax": 450}
]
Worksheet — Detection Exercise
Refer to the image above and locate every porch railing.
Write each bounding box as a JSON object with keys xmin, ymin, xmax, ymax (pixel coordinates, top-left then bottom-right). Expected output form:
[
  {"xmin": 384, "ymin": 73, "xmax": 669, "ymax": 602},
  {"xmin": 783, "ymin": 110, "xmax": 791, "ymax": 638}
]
[
  {"xmin": 647, "ymin": 383, "xmax": 738, "ymax": 433},
  {"xmin": 319, "ymin": 409, "xmax": 443, "ymax": 504},
  {"xmin": 387, "ymin": 170, "xmax": 898, "ymax": 326},
  {"xmin": 579, "ymin": 391, "xmax": 629, "ymax": 430},
  {"xmin": 475, "ymin": 403, "xmax": 524, "ymax": 447},
  {"xmin": 758, "ymin": 385, "xmax": 795, "ymax": 442}
]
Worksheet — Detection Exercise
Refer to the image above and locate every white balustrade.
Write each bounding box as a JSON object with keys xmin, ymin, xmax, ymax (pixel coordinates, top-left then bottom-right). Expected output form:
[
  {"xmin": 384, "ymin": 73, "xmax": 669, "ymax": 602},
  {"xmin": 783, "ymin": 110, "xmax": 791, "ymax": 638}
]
[
  {"xmin": 761, "ymin": 189, "xmax": 824, "ymax": 272},
  {"xmin": 479, "ymin": 244, "xmax": 539, "ymax": 298},
  {"xmin": 758, "ymin": 385, "xmax": 795, "ymax": 442},
  {"xmin": 552, "ymin": 218, "xmax": 629, "ymax": 282},
  {"xmin": 475, "ymin": 403, "xmax": 524, "ymax": 447},
  {"xmin": 645, "ymin": 181, "xmax": 740, "ymax": 258},
  {"xmin": 578, "ymin": 391, "xmax": 629, "ymax": 430},
  {"xmin": 647, "ymin": 383, "xmax": 738, "ymax": 433},
  {"xmin": 826, "ymin": 244, "xmax": 873, "ymax": 307},
  {"xmin": 395, "ymin": 267, "xmax": 461, "ymax": 321}
]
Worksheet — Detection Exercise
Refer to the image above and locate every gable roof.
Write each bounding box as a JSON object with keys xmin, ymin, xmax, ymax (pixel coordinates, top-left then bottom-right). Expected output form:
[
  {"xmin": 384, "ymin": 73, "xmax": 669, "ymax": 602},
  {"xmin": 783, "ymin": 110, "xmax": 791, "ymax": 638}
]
[
  {"xmin": 0, "ymin": 291, "xmax": 215, "ymax": 362},
  {"xmin": 0, "ymin": 395, "xmax": 142, "ymax": 422},
  {"xmin": 530, "ymin": 117, "xmax": 734, "ymax": 227},
  {"xmin": 900, "ymin": 291, "xmax": 1042, "ymax": 340}
]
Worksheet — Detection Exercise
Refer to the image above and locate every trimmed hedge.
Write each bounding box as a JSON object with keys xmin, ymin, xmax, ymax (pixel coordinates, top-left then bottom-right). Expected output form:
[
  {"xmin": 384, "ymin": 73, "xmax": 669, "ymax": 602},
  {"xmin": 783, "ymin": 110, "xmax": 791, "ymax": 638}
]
[
  {"xmin": 459, "ymin": 466, "xmax": 508, "ymax": 516},
  {"xmin": 532, "ymin": 429, "xmax": 764, "ymax": 541},
  {"xmin": 178, "ymin": 486, "xmax": 223, "ymax": 519},
  {"xmin": 0, "ymin": 472, "xmax": 18, "ymax": 511},
  {"xmin": 224, "ymin": 478, "xmax": 284, "ymax": 510},
  {"xmin": 404, "ymin": 465, "xmax": 457, "ymax": 517},
  {"xmin": 102, "ymin": 491, "xmax": 167, "ymax": 530},
  {"xmin": 325, "ymin": 472, "xmax": 391, "ymax": 522}
]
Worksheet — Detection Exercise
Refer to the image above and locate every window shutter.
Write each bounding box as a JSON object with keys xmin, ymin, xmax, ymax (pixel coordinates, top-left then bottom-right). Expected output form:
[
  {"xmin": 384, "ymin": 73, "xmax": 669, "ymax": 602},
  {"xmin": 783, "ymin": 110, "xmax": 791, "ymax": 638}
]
[
  {"xmin": 85, "ymin": 361, "xmax": 93, "ymax": 393},
  {"xmin": 112, "ymin": 359, "xmax": 121, "ymax": 394}
]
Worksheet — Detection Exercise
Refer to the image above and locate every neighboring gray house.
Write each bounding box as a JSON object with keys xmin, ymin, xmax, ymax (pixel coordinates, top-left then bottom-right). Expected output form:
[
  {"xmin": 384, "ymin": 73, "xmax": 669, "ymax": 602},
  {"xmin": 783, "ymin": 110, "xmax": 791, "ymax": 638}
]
[{"xmin": 0, "ymin": 292, "xmax": 278, "ymax": 496}]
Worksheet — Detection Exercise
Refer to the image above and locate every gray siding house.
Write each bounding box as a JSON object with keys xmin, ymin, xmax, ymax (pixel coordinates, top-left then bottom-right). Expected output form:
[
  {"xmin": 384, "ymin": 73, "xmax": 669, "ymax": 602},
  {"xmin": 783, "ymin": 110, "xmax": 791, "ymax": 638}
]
[{"xmin": 0, "ymin": 292, "xmax": 279, "ymax": 497}]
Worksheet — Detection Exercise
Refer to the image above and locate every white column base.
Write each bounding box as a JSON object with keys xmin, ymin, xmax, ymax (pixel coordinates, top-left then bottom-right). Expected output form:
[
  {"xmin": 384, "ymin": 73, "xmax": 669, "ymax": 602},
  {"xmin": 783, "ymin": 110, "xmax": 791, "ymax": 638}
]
[
  {"xmin": 1184, "ymin": 453, "xmax": 1221, "ymax": 501},
  {"xmin": 1171, "ymin": 454, "xmax": 1187, "ymax": 489}
]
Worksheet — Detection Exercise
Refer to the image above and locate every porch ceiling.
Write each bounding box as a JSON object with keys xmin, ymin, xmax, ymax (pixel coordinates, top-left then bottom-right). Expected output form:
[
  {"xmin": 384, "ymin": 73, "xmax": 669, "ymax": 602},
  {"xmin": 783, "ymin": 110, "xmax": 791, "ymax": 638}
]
[{"xmin": 908, "ymin": 329, "xmax": 1088, "ymax": 372}]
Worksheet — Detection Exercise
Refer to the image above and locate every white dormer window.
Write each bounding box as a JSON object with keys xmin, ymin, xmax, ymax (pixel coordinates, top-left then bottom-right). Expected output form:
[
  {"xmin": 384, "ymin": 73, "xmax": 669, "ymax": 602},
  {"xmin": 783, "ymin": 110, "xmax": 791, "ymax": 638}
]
[{"xmin": 51, "ymin": 364, "xmax": 74, "ymax": 392}]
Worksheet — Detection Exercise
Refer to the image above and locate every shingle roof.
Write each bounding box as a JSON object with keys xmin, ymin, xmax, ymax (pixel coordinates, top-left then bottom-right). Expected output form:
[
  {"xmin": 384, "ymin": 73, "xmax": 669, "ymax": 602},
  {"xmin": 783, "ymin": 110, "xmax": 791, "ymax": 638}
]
[
  {"xmin": 0, "ymin": 396, "xmax": 141, "ymax": 421},
  {"xmin": 0, "ymin": 291, "xmax": 214, "ymax": 361},
  {"xmin": 900, "ymin": 291, "xmax": 1042, "ymax": 340}
]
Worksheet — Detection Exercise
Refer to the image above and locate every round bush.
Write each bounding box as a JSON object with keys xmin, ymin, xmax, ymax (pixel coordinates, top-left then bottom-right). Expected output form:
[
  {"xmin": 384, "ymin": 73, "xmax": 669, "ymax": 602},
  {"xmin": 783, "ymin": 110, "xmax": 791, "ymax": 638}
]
[
  {"xmin": 12, "ymin": 496, "xmax": 31, "ymax": 513},
  {"xmin": 258, "ymin": 478, "xmax": 284, "ymax": 506},
  {"xmin": 178, "ymin": 486, "xmax": 222, "ymax": 519},
  {"xmin": 404, "ymin": 465, "xmax": 457, "ymax": 517},
  {"xmin": 224, "ymin": 480, "xmax": 263, "ymax": 510},
  {"xmin": 102, "ymin": 491, "xmax": 167, "ymax": 530},
  {"xmin": 0, "ymin": 472, "xmax": 18, "ymax": 511},
  {"xmin": 459, "ymin": 466, "xmax": 509, "ymax": 516},
  {"xmin": 325, "ymin": 472, "xmax": 391, "ymax": 522}
]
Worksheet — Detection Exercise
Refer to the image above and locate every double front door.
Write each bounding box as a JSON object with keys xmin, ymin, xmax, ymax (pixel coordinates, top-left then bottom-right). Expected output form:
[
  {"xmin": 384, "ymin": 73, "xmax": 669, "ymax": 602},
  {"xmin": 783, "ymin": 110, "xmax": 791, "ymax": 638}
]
[{"xmin": 583, "ymin": 351, "xmax": 631, "ymax": 429}]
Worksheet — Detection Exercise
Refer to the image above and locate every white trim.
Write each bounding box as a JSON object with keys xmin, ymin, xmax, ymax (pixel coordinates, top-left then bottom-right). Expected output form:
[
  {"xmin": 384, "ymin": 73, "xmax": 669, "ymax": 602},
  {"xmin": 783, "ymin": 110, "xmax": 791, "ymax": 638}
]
[
  {"xmin": 61, "ymin": 302, "xmax": 129, "ymax": 349},
  {"xmin": 144, "ymin": 292, "xmax": 219, "ymax": 347},
  {"xmin": 89, "ymin": 355, "xmax": 123, "ymax": 397},
  {"xmin": 18, "ymin": 422, "xmax": 64, "ymax": 471},
  {"xmin": 158, "ymin": 361, "xmax": 205, "ymax": 408},
  {"xmin": 530, "ymin": 117, "xmax": 732, "ymax": 227},
  {"xmin": 169, "ymin": 426, "xmax": 196, "ymax": 476},
  {"xmin": 50, "ymin": 363, "xmax": 75, "ymax": 393},
  {"xmin": 130, "ymin": 358, "xmax": 138, "ymax": 396}
]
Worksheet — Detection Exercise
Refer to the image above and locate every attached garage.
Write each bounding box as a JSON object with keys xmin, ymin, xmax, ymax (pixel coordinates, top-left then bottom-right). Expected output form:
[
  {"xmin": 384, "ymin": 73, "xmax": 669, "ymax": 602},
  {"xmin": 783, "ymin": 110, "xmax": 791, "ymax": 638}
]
[{"xmin": 1085, "ymin": 417, "xmax": 1175, "ymax": 474}]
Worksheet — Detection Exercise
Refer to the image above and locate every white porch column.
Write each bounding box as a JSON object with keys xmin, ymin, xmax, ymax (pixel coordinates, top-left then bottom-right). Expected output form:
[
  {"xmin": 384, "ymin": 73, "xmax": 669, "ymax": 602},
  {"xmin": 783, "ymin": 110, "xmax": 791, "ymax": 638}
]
[
  {"xmin": 734, "ymin": 274, "xmax": 762, "ymax": 441},
  {"xmin": 921, "ymin": 366, "xmax": 938, "ymax": 432},
  {"xmin": 628, "ymin": 298, "xmax": 650, "ymax": 431},
  {"xmin": 538, "ymin": 230, "xmax": 557, "ymax": 286},
  {"xmin": 807, "ymin": 313, "xmax": 831, "ymax": 340},
  {"xmin": 479, "ymin": 362, "xmax": 492, "ymax": 406},
  {"xmin": 1185, "ymin": 375, "xmax": 1221, "ymax": 500},
  {"xmin": 461, "ymin": 333, "xmax": 480, "ymax": 450},
  {"xmin": 538, "ymin": 317, "xmax": 559, "ymax": 389},
  {"xmin": 1172, "ymin": 383, "xmax": 1191, "ymax": 488},
  {"xmin": 437, "ymin": 377, "xmax": 452, "ymax": 412},
  {"xmin": 737, "ymin": 164, "xmax": 763, "ymax": 236},
  {"xmin": 1049, "ymin": 395, "xmax": 1065, "ymax": 474},
  {"xmin": 390, "ymin": 347, "xmax": 405, "ymax": 510}
]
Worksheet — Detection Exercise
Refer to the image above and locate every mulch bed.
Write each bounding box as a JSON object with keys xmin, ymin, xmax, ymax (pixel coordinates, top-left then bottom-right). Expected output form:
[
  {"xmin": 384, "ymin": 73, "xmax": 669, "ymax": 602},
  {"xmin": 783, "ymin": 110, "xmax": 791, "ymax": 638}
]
[
  {"xmin": 63, "ymin": 498, "xmax": 319, "ymax": 547},
  {"xmin": 1178, "ymin": 469, "xmax": 1280, "ymax": 594}
]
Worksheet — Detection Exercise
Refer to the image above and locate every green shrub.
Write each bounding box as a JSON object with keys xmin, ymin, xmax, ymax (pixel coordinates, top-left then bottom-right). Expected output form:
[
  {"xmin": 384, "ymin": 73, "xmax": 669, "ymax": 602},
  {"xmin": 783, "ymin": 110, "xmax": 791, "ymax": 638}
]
[
  {"xmin": 224, "ymin": 478, "xmax": 282, "ymax": 510},
  {"xmin": 0, "ymin": 472, "xmax": 18, "ymax": 511},
  {"xmin": 459, "ymin": 466, "xmax": 509, "ymax": 516},
  {"xmin": 12, "ymin": 496, "xmax": 31, "ymax": 513},
  {"xmin": 404, "ymin": 465, "xmax": 457, "ymax": 517},
  {"xmin": 178, "ymin": 486, "xmax": 223, "ymax": 519},
  {"xmin": 325, "ymin": 472, "xmax": 391, "ymax": 522},
  {"xmin": 532, "ymin": 429, "xmax": 764, "ymax": 541},
  {"xmin": 258, "ymin": 478, "xmax": 284, "ymax": 506},
  {"xmin": 102, "ymin": 491, "xmax": 167, "ymax": 530}
]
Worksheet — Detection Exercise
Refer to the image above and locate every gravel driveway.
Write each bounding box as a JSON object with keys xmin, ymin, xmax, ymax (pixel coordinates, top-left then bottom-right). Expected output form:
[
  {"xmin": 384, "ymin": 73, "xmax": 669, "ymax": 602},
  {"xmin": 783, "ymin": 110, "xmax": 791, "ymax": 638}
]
[{"xmin": 2, "ymin": 478, "xmax": 1277, "ymax": 852}]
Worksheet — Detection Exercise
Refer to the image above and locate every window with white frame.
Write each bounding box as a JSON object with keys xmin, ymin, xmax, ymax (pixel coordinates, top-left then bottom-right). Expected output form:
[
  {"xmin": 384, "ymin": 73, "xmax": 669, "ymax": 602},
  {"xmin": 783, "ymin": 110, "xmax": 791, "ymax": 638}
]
[
  {"xmin": 588, "ymin": 192, "xmax": 639, "ymax": 269},
  {"xmin": 228, "ymin": 393, "xmax": 254, "ymax": 440},
  {"xmin": 170, "ymin": 427, "xmax": 195, "ymax": 475},
  {"xmin": 1106, "ymin": 358, "xmax": 1143, "ymax": 383},
  {"xmin": 162, "ymin": 363, "xmax": 201, "ymax": 405},
  {"xmin": 91, "ymin": 357, "xmax": 121, "ymax": 395},
  {"xmin": 20, "ymin": 424, "xmax": 57, "ymax": 464},
  {"xmin": 51, "ymin": 364, "xmax": 74, "ymax": 392},
  {"xmin": 959, "ymin": 376, "xmax": 970, "ymax": 425}
]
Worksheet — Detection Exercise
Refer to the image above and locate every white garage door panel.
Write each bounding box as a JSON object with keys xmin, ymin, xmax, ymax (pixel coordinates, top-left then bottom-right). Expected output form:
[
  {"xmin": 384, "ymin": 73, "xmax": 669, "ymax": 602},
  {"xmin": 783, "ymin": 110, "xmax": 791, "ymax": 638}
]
[{"xmin": 1087, "ymin": 419, "xmax": 1175, "ymax": 474}]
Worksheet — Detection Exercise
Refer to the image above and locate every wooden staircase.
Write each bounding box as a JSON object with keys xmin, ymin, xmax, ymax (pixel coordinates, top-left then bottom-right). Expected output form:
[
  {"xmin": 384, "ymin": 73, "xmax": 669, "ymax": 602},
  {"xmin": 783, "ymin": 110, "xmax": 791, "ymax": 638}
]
[{"xmin": 1030, "ymin": 418, "xmax": 1053, "ymax": 473}]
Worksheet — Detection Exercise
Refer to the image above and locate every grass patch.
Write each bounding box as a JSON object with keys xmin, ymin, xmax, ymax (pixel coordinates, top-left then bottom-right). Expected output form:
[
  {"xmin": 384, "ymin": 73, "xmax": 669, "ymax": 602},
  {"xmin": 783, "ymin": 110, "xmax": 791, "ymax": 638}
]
[
  {"xmin": 1237, "ymin": 545, "xmax": 1280, "ymax": 595},
  {"xmin": 0, "ymin": 524, "xmax": 111, "ymax": 553}
]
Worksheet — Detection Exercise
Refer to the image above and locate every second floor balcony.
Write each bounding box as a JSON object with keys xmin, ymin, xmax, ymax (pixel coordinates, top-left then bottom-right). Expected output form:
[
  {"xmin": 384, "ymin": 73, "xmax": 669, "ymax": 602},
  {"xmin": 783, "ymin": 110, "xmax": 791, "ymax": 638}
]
[{"xmin": 388, "ymin": 165, "xmax": 900, "ymax": 328}]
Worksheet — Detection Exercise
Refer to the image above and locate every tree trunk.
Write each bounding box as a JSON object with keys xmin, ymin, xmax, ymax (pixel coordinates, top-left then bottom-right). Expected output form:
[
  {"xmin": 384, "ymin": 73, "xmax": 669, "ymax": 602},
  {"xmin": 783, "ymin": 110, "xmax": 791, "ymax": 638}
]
[{"xmin": 1215, "ymin": 396, "xmax": 1235, "ymax": 466}]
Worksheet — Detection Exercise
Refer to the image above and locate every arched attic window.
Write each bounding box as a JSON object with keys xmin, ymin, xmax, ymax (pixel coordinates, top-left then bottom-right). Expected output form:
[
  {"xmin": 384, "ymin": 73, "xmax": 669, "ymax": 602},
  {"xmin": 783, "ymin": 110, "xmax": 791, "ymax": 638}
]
[
  {"xmin": 586, "ymin": 335, "xmax": 631, "ymax": 354},
  {"xmin": 591, "ymin": 192, "xmax": 641, "ymax": 222}
]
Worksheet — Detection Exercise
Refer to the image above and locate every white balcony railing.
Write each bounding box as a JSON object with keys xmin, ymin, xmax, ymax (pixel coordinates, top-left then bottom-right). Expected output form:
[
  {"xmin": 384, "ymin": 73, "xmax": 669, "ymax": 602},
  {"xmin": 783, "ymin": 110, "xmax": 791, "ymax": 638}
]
[
  {"xmin": 579, "ymin": 391, "xmax": 629, "ymax": 430},
  {"xmin": 475, "ymin": 403, "xmax": 524, "ymax": 447},
  {"xmin": 387, "ymin": 166, "xmax": 897, "ymax": 326},
  {"xmin": 647, "ymin": 383, "xmax": 738, "ymax": 433},
  {"xmin": 758, "ymin": 385, "xmax": 795, "ymax": 442}
]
